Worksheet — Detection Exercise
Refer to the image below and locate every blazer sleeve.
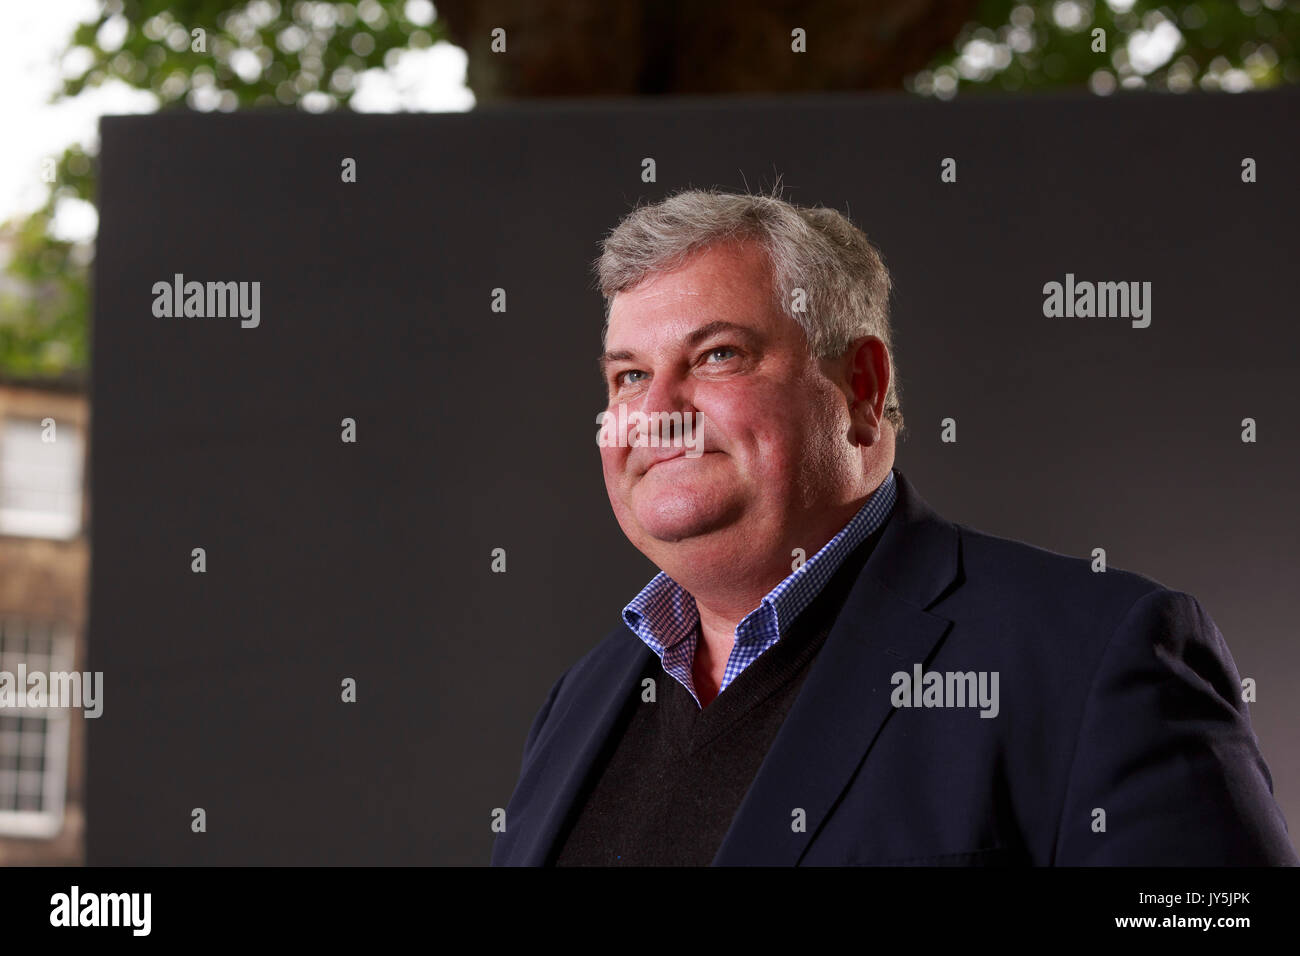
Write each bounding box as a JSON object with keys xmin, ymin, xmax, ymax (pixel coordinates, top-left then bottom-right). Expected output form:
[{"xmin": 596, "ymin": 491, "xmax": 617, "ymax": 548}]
[
  {"xmin": 490, "ymin": 667, "xmax": 571, "ymax": 866},
  {"xmin": 520, "ymin": 666, "xmax": 569, "ymax": 766},
  {"xmin": 1053, "ymin": 587, "xmax": 1299, "ymax": 865}
]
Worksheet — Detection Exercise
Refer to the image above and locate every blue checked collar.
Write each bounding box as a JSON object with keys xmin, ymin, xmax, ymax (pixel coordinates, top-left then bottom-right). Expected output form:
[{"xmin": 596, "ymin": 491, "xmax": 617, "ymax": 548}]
[{"xmin": 621, "ymin": 470, "xmax": 898, "ymax": 703}]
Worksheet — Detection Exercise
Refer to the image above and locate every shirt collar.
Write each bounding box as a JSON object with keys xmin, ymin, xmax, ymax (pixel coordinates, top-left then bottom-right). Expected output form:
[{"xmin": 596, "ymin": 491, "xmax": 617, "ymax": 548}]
[{"xmin": 622, "ymin": 469, "xmax": 897, "ymax": 653}]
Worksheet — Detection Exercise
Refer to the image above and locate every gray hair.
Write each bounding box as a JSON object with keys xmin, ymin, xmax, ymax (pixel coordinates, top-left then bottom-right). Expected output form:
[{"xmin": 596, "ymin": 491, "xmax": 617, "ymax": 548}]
[{"xmin": 594, "ymin": 187, "xmax": 904, "ymax": 435}]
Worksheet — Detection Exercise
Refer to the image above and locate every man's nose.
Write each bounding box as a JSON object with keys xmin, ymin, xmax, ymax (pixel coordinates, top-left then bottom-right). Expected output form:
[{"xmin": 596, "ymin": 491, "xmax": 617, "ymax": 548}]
[
  {"xmin": 640, "ymin": 368, "xmax": 686, "ymax": 411},
  {"xmin": 637, "ymin": 370, "xmax": 695, "ymax": 442},
  {"xmin": 634, "ymin": 371, "xmax": 696, "ymax": 416}
]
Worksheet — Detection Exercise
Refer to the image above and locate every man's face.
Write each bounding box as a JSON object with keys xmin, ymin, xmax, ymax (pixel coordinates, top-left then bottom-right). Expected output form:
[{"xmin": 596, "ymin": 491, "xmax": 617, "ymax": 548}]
[{"xmin": 598, "ymin": 240, "xmax": 864, "ymax": 569}]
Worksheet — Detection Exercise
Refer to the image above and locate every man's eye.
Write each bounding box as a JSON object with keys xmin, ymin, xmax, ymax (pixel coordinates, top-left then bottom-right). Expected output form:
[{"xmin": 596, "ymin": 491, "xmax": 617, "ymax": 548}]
[
  {"xmin": 617, "ymin": 370, "xmax": 647, "ymax": 386},
  {"xmin": 705, "ymin": 347, "xmax": 737, "ymax": 363}
]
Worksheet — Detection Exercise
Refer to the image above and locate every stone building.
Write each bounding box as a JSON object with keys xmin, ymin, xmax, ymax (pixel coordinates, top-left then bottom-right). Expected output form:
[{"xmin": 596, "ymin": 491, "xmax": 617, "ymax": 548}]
[{"xmin": 0, "ymin": 372, "xmax": 88, "ymax": 865}]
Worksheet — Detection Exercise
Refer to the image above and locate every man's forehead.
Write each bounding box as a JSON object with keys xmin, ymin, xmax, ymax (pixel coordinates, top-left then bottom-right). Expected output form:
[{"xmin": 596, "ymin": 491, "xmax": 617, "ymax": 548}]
[
  {"xmin": 613, "ymin": 241, "xmax": 769, "ymax": 306},
  {"xmin": 606, "ymin": 250, "xmax": 777, "ymax": 346},
  {"xmin": 609, "ymin": 275, "xmax": 725, "ymax": 325}
]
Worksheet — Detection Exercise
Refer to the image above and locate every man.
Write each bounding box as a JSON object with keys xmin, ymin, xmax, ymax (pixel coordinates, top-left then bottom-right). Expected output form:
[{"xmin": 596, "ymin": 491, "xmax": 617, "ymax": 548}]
[{"xmin": 491, "ymin": 189, "xmax": 1298, "ymax": 866}]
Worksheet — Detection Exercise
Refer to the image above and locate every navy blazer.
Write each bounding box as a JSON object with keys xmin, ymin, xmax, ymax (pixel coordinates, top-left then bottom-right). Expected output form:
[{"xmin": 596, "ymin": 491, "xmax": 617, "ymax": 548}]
[{"xmin": 492, "ymin": 468, "xmax": 1298, "ymax": 866}]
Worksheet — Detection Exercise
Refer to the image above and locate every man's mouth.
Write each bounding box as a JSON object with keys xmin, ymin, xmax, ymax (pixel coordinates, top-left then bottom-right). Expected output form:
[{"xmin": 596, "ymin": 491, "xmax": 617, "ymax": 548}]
[{"xmin": 642, "ymin": 450, "xmax": 715, "ymax": 474}]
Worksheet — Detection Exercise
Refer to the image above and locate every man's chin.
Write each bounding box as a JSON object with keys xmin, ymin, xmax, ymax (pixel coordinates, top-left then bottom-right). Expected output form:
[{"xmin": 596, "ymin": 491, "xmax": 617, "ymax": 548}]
[
  {"xmin": 630, "ymin": 499, "xmax": 741, "ymax": 545},
  {"xmin": 638, "ymin": 519, "xmax": 719, "ymax": 544}
]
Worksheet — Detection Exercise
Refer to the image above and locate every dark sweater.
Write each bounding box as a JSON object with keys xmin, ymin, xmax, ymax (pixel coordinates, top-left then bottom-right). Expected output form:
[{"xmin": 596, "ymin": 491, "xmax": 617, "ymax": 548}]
[{"xmin": 552, "ymin": 523, "xmax": 886, "ymax": 866}]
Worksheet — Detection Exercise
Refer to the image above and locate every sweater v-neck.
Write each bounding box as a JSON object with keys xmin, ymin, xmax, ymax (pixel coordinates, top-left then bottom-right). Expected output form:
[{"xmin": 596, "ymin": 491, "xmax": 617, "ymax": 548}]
[{"xmin": 658, "ymin": 520, "xmax": 886, "ymax": 754}]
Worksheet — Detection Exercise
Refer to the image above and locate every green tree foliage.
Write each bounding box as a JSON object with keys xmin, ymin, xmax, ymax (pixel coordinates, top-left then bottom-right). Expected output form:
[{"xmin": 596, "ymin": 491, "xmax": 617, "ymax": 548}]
[
  {"xmin": 912, "ymin": 0, "xmax": 1299, "ymax": 97},
  {"xmin": 0, "ymin": 146, "xmax": 95, "ymax": 376},
  {"xmin": 61, "ymin": 0, "xmax": 442, "ymax": 109}
]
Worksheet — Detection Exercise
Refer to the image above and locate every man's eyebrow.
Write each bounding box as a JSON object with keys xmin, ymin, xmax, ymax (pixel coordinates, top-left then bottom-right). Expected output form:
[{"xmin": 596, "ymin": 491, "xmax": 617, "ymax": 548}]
[
  {"xmin": 597, "ymin": 349, "xmax": 635, "ymax": 376},
  {"xmin": 683, "ymin": 320, "xmax": 760, "ymax": 349},
  {"xmin": 597, "ymin": 322, "xmax": 761, "ymax": 376}
]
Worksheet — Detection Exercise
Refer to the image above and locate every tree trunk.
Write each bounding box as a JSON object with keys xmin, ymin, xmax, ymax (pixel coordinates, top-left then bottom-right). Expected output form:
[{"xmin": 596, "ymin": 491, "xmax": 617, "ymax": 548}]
[{"xmin": 436, "ymin": 0, "xmax": 980, "ymax": 102}]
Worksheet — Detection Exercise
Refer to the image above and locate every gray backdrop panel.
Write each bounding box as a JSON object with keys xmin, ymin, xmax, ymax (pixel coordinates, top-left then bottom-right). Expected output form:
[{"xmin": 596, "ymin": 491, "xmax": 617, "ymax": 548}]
[{"xmin": 89, "ymin": 89, "xmax": 1299, "ymax": 864}]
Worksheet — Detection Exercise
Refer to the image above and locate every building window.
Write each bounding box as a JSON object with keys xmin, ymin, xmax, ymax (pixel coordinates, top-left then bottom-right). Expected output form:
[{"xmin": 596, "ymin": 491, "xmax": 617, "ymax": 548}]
[
  {"xmin": 0, "ymin": 416, "xmax": 85, "ymax": 540},
  {"xmin": 0, "ymin": 616, "xmax": 72, "ymax": 837}
]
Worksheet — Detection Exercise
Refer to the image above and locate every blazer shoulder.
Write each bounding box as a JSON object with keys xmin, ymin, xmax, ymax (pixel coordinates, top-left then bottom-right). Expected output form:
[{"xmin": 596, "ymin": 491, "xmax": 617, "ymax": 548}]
[
  {"xmin": 948, "ymin": 519, "xmax": 1171, "ymax": 633},
  {"xmin": 554, "ymin": 620, "xmax": 648, "ymax": 698}
]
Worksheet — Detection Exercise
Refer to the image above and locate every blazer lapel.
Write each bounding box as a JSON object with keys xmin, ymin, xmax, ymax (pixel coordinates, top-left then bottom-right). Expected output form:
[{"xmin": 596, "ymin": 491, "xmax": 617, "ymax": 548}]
[{"xmin": 712, "ymin": 468, "xmax": 960, "ymax": 865}]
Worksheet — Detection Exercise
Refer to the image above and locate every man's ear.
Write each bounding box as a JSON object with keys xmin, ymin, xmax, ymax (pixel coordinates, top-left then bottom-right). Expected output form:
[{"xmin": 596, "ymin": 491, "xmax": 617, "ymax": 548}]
[{"xmin": 844, "ymin": 336, "xmax": 889, "ymax": 447}]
